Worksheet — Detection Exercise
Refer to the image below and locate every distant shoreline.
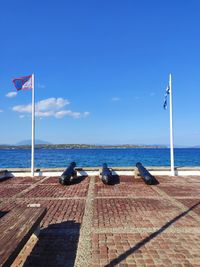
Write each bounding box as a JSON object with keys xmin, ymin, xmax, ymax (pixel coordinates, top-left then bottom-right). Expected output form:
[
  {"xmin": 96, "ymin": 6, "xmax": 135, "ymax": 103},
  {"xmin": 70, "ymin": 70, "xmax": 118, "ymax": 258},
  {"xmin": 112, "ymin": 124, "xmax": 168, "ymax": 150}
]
[
  {"xmin": 0, "ymin": 144, "xmax": 168, "ymax": 150},
  {"xmin": 1, "ymin": 144, "xmax": 199, "ymax": 150}
]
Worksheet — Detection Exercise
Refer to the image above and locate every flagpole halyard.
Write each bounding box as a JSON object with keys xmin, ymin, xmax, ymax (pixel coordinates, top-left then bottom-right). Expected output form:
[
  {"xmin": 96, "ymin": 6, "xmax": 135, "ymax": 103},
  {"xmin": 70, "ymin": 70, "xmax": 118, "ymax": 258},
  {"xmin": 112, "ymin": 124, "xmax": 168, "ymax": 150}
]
[
  {"xmin": 31, "ymin": 74, "xmax": 35, "ymax": 176},
  {"xmin": 169, "ymin": 73, "xmax": 175, "ymax": 176}
]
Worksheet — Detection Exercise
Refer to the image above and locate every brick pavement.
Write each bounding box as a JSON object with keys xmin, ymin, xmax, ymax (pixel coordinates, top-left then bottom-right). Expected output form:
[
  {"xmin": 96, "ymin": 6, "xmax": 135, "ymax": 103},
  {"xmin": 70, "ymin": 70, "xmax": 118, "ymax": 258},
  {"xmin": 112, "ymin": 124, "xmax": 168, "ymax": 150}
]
[
  {"xmin": 0, "ymin": 175, "xmax": 200, "ymax": 266},
  {"xmin": 0, "ymin": 184, "xmax": 30, "ymax": 198}
]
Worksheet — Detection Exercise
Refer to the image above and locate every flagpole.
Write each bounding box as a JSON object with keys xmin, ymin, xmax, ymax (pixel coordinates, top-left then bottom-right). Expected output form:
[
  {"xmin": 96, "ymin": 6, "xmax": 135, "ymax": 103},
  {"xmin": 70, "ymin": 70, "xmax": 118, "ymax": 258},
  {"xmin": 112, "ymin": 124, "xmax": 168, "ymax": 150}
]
[
  {"xmin": 31, "ymin": 74, "xmax": 35, "ymax": 176},
  {"xmin": 169, "ymin": 73, "xmax": 175, "ymax": 176}
]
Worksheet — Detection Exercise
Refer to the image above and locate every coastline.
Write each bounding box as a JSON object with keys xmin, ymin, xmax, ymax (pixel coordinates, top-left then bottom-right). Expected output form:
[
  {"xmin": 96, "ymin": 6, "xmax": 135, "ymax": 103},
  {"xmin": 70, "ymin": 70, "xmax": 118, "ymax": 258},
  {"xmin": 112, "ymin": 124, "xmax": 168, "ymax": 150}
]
[{"xmin": 0, "ymin": 144, "xmax": 167, "ymax": 150}]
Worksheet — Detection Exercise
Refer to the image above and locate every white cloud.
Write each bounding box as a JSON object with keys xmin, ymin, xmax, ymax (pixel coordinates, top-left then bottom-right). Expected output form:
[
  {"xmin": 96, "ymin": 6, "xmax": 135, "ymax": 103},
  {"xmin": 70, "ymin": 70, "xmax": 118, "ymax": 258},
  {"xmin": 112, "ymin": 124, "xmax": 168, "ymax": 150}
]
[
  {"xmin": 36, "ymin": 97, "xmax": 70, "ymax": 111},
  {"xmin": 55, "ymin": 110, "xmax": 90, "ymax": 119},
  {"xmin": 6, "ymin": 91, "xmax": 17, "ymax": 98},
  {"xmin": 35, "ymin": 110, "xmax": 54, "ymax": 117},
  {"xmin": 111, "ymin": 97, "xmax": 120, "ymax": 102},
  {"xmin": 54, "ymin": 110, "xmax": 79, "ymax": 119},
  {"xmin": 19, "ymin": 115, "xmax": 25, "ymax": 119},
  {"xmin": 13, "ymin": 104, "xmax": 32, "ymax": 113},
  {"xmin": 12, "ymin": 97, "xmax": 90, "ymax": 119}
]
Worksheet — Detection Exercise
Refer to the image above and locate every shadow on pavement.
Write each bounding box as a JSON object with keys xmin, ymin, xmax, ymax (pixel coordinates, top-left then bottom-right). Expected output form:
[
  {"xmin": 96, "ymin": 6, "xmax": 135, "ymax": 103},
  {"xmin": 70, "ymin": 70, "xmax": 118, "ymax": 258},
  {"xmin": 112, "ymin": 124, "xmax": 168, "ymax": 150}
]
[
  {"xmin": 109, "ymin": 175, "xmax": 120, "ymax": 185},
  {"xmin": 72, "ymin": 175, "xmax": 88, "ymax": 184},
  {"xmin": 0, "ymin": 210, "xmax": 9, "ymax": 219},
  {"xmin": 23, "ymin": 220, "xmax": 80, "ymax": 267},
  {"xmin": 105, "ymin": 201, "xmax": 200, "ymax": 267}
]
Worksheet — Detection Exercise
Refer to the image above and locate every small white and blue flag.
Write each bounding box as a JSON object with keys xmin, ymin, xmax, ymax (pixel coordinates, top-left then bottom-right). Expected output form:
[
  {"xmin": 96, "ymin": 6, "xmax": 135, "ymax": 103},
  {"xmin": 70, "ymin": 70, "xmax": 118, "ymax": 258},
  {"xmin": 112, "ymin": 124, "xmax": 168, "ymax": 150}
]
[{"xmin": 163, "ymin": 85, "xmax": 170, "ymax": 110}]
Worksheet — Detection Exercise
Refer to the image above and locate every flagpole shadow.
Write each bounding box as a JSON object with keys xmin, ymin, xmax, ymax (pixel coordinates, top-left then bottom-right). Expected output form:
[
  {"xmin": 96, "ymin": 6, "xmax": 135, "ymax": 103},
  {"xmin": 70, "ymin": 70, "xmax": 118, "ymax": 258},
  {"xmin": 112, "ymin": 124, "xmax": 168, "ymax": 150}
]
[{"xmin": 105, "ymin": 201, "xmax": 200, "ymax": 267}]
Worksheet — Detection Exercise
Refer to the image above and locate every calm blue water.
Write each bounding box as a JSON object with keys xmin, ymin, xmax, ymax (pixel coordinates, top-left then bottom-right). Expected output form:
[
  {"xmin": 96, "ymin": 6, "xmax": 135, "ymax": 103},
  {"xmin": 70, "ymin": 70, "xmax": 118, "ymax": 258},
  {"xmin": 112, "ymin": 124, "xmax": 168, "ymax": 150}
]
[{"xmin": 0, "ymin": 148, "xmax": 200, "ymax": 168}]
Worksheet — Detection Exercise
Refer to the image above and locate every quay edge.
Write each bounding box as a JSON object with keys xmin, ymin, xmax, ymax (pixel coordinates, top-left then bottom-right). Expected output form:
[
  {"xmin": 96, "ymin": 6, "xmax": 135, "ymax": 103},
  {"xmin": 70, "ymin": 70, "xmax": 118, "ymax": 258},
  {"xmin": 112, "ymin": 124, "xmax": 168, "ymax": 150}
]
[{"xmin": 1, "ymin": 166, "xmax": 200, "ymax": 177}]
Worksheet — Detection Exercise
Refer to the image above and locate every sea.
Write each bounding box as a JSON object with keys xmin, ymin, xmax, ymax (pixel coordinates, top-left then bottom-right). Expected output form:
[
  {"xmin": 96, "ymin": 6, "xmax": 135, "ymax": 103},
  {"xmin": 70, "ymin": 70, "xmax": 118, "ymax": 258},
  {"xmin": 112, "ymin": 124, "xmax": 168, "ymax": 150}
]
[{"xmin": 0, "ymin": 148, "xmax": 200, "ymax": 169}]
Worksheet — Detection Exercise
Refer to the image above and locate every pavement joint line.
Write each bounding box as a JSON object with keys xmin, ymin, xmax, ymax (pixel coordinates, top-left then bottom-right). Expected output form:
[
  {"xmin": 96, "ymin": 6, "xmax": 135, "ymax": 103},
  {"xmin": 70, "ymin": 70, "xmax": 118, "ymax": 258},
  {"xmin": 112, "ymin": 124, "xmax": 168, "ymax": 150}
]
[
  {"xmin": 0, "ymin": 184, "xmax": 36, "ymax": 187},
  {"xmin": 175, "ymin": 196, "xmax": 200, "ymax": 199},
  {"xmin": 94, "ymin": 196, "xmax": 166, "ymax": 199},
  {"xmin": 92, "ymin": 227, "xmax": 200, "ymax": 234},
  {"xmin": 0, "ymin": 197, "xmax": 86, "ymax": 202},
  {"xmin": 75, "ymin": 176, "xmax": 95, "ymax": 267},
  {"xmin": 38, "ymin": 183, "xmax": 63, "ymax": 186},
  {"xmin": 0, "ymin": 176, "xmax": 51, "ymax": 205},
  {"xmin": 33, "ymin": 183, "xmax": 89, "ymax": 186},
  {"xmin": 157, "ymin": 181, "xmax": 200, "ymax": 184},
  {"xmin": 7, "ymin": 197, "xmax": 86, "ymax": 200},
  {"xmin": 11, "ymin": 176, "xmax": 51, "ymax": 198},
  {"xmin": 153, "ymin": 186, "xmax": 200, "ymax": 223}
]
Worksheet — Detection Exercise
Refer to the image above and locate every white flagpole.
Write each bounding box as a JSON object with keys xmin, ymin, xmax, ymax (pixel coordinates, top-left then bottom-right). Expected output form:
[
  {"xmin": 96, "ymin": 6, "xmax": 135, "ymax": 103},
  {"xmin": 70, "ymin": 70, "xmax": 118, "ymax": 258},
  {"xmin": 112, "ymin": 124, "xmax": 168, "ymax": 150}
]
[
  {"xmin": 169, "ymin": 73, "xmax": 175, "ymax": 176},
  {"xmin": 31, "ymin": 74, "xmax": 35, "ymax": 176}
]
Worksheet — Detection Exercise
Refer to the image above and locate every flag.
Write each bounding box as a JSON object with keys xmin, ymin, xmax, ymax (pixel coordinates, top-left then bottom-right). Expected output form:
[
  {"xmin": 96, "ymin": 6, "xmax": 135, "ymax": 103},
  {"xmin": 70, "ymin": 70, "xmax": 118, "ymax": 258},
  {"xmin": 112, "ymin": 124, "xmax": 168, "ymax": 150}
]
[
  {"xmin": 12, "ymin": 75, "xmax": 32, "ymax": 91},
  {"xmin": 163, "ymin": 84, "xmax": 170, "ymax": 109}
]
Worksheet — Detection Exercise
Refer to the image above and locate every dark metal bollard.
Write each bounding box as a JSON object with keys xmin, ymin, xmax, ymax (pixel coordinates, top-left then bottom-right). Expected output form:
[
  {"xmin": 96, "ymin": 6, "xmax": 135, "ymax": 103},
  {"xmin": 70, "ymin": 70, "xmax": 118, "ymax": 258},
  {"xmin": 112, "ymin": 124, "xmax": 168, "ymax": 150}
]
[
  {"xmin": 100, "ymin": 163, "xmax": 113, "ymax": 184},
  {"xmin": 59, "ymin": 162, "xmax": 77, "ymax": 185},
  {"xmin": 136, "ymin": 162, "xmax": 158, "ymax": 185}
]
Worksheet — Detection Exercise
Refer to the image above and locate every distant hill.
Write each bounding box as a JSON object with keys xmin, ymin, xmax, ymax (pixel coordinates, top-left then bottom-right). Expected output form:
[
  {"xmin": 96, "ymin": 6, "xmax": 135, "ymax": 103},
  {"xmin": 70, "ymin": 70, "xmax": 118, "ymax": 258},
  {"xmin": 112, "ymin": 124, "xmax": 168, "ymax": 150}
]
[{"xmin": 16, "ymin": 139, "xmax": 51, "ymax": 145}]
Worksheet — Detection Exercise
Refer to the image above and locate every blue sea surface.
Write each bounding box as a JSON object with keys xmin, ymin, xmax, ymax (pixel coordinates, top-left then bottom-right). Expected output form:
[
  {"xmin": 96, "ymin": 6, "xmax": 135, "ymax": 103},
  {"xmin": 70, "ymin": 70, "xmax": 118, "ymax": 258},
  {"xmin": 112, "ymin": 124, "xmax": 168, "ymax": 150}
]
[{"xmin": 0, "ymin": 148, "xmax": 200, "ymax": 168}]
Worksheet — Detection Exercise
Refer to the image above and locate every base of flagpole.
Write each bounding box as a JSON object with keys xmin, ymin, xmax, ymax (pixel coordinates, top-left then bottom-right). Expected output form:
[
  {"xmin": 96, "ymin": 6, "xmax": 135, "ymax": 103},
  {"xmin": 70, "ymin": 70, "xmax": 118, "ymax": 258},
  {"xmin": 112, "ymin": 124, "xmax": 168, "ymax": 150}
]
[{"xmin": 171, "ymin": 171, "xmax": 175, "ymax": 176}]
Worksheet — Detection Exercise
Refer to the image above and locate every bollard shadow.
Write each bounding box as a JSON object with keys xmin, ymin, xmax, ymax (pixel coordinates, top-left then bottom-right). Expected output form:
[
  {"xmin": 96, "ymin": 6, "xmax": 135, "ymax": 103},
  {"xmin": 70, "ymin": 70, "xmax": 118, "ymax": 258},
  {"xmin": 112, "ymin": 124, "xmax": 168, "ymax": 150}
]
[
  {"xmin": 0, "ymin": 210, "xmax": 9, "ymax": 219},
  {"xmin": 23, "ymin": 220, "xmax": 80, "ymax": 267},
  {"xmin": 60, "ymin": 175, "xmax": 88, "ymax": 186},
  {"xmin": 109, "ymin": 175, "xmax": 120, "ymax": 185},
  {"xmin": 72, "ymin": 175, "xmax": 88, "ymax": 184},
  {"xmin": 151, "ymin": 176, "xmax": 159, "ymax": 185},
  {"xmin": 0, "ymin": 171, "xmax": 14, "ymax": 182},
  {"xmin": 100, "ymin": 175, "xmax": 120, "ymax": 185},
  {"xmin": 105, "ymin": 201, "xmax": 200, "ymax": 267}
]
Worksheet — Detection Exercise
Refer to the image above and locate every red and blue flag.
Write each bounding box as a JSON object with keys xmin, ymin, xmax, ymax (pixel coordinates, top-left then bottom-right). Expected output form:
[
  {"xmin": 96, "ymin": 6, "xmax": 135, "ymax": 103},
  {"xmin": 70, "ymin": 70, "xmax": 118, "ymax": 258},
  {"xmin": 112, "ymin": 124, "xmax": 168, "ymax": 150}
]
[{"xmin": 12, "ymin": 75, "xmax": 32, "ymax": 91}]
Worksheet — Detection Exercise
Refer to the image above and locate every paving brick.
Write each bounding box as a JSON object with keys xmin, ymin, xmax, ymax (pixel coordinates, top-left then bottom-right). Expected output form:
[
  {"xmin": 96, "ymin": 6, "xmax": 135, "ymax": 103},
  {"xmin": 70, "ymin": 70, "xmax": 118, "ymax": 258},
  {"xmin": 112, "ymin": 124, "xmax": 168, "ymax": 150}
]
[
  {"xmin": 93, "ymin": 198, "xmax": 199, "ymax": 228},
  {"xmin": 95, "ymin": 175, "xmax": 144, "ymax": 184},
  {"xmin": 41, "ymin": 176, "xmax": 61, "ymax": 184},
  {"xmin": 176, "ymin": 199, "xmax": 200, "ymax": 216},
  {"xmin": 92, "ymin": 232, "xmax": 200, "ymax": 266},
  {"xmin": 0, "ymin": 176, "xmax": 43, "ymax": 184},
  {"xmin": 39, "ymin": 199, "xmax": 85, "ymax": 230},
  {"xmin": 22, "ymin": 232, "xmax": 80, "ymax": 267},
  {"xmin": 0, "ymin": 199, "xmax": 23, "ymax": 212},
  {"xmin": 157, "ymin": 184, "xmax": 200, "ymax": 197},
  {"xmin": 41, "ymin": 175, "xmax": 89, "ymax": 185},
  {"xmin": 0, "ymin": 184, "xmax": 29, "ymax": 197},
  {"xmin": 21, "ymin": 183, "xmax": 88, "ymax": 198},
  {"xmin": 156, "ymin": 175, "xmax": 200, "ymax": 184},
  {"xmin": 94, "ymin": 183, "xmax": 160, "ymax": 198},
  {"xmin": 0, "ymin": 198, "xmax": 85, "ymax": 230},
  {"xmin": 1, "ymin": 174, "xmax": 200, "ymax": 267}
]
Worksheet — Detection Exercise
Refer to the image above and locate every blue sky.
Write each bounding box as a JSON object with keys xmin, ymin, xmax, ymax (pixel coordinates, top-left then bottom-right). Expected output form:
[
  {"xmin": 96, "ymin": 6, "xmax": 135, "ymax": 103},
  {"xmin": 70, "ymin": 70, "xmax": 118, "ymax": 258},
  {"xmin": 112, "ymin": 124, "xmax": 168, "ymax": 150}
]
[{"xmin": 0, "ymin": 0, "xmax": 200, "ymax": 146}]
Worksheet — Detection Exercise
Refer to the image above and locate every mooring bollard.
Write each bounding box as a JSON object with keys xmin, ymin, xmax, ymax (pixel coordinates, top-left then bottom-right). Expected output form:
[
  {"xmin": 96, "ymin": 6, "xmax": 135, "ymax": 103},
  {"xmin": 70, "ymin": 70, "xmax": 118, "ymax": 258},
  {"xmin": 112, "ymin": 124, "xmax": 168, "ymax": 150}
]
[
  {"xmin": 136, "ymin": 162, "xmax": 158, "ymax": 185},
  {"xmin": 100, "ymin": 163, "xmax": 113, "ymax": 184},
  {"xmin": 59, "ymin": 162, "xmax": 77, "ymax": 185}
]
